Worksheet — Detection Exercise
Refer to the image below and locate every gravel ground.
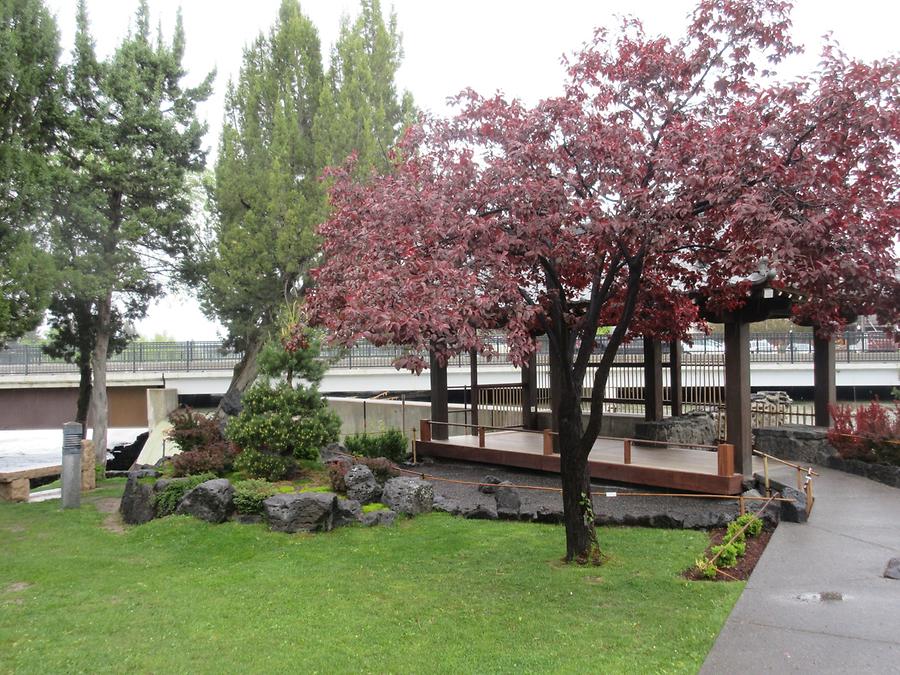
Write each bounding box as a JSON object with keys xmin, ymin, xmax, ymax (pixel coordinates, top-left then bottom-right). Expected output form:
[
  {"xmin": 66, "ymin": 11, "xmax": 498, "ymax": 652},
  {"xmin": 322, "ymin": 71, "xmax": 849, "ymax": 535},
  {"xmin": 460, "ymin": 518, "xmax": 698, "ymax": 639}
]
[{"xmin": 402, "ymin": 457, "xmax": 757, "ymax": 529}]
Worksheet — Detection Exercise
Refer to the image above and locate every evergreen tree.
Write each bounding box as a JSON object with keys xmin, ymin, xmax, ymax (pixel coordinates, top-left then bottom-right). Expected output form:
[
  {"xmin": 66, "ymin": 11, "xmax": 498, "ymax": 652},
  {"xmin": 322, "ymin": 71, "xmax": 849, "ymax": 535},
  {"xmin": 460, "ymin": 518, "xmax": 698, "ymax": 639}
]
[
  {"xmin": 0, "ymin": 0, "xmax": 61, "ymax": 344},
  {"xmin": 199, "ymin": 0, "xmax": 413, "ymax": 418},
  {"xmin": 58, "ymin": 0, "xmax": 212, "ymax": 458},
  {"xmin": 198, "ymin": 0, "xmax": 326, "ymax": 416}
]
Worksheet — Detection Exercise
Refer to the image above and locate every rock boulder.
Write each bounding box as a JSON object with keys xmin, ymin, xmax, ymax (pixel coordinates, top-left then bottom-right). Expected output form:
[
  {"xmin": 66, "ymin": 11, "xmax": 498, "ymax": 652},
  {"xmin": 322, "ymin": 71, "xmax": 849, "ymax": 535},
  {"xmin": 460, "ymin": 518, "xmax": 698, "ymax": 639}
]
[
  {"xmin": 120, "ymin": 475, "xmax": 155, "ymax": 525},
  {"xmin": 345, "ymin": 465, "xmax": 381, "ymax": 504},
  {"xmin": 264, "ymin": 492, "xmax": 337, "ymax": 533},
  {"xmin": 381, "ymin": 477, "xmax": 434, "ymax": 515},
  {"xmin": 175, "ymin": 478, "xmax": 235, "ymax": 523}
]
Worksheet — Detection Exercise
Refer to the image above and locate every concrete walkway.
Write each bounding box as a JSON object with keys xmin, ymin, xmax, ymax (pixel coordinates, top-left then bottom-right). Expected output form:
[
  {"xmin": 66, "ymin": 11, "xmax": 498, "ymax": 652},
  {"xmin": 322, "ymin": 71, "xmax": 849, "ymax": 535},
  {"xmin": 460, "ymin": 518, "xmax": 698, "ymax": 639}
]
[{"xmin": 702, "ymin": 466, "xmax": 900, "ymax": 674}]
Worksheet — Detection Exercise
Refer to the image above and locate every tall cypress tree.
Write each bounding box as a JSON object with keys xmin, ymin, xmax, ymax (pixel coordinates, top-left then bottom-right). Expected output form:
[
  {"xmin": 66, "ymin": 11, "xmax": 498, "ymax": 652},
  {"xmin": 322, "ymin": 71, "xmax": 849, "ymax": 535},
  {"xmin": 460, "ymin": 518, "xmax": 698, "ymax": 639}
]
[
  {"xmin": 200, "ymin": 0, "xmax": 413, "ymax": 417},
  {"xmin": 0, "ymin": 0, "xmax": 61, "ymax": 345},
  {"xmin": 57, "ymin": 0, "xmax": 212, "ymax": 457}
]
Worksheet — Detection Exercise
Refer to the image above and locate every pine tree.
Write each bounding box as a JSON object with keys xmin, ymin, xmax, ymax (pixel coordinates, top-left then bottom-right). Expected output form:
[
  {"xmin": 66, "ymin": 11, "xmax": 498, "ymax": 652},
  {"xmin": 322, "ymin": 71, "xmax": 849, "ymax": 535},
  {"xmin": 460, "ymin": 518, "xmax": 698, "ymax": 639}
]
[
  {"xmin": 199, "ymin": 0, "xmax": 413, "ymax": 418},
  {"xmin": 0, "ymin": 0, "xmax": 61, "ymax": 344},
  {"xmin": 58, "ymin": 0, "xmax": 212, "ymax": 458}
]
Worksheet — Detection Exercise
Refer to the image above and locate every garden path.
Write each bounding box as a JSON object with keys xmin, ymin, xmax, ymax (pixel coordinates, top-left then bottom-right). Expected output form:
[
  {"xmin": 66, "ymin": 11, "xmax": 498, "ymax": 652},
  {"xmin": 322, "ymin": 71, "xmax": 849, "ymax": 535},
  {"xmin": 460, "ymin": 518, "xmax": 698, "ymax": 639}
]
[{"xmin": 701, "ymin": 466, "xmax": 900, "ymax": 673}]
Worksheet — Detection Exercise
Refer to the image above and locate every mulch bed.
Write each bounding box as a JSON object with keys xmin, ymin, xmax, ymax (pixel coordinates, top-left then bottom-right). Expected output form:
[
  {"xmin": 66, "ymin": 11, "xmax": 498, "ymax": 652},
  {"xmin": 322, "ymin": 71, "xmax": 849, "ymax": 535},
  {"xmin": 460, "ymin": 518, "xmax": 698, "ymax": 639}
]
[{"xmin": 684, "ymin": 526, "xmax": 775, "ymax": 582}]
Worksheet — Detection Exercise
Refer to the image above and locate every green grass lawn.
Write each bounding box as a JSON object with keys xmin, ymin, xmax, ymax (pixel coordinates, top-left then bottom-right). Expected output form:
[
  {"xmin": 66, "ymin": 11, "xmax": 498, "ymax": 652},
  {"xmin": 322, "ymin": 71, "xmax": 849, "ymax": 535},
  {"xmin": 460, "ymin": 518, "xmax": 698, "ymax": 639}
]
[{"xmin": 0, "ymin": 480, "xmax": 742, "ymax": 673}]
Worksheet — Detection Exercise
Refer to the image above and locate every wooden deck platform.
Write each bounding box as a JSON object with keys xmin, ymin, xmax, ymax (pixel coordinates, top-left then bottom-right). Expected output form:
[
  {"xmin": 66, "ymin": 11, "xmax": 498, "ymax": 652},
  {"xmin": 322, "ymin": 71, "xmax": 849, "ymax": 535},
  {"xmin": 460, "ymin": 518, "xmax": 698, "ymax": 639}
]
[{"xmin": 416, "ymin": 426, "xmax": 753, "ymax": 495}]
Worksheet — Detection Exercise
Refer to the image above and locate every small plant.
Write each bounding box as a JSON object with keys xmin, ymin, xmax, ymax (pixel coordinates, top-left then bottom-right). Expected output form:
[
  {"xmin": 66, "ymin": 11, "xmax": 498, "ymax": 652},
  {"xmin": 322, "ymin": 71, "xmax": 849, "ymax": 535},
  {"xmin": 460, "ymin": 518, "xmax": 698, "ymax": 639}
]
[
  {"xmin": 154, "ymin": 473, "xmax": 216, "ymax": 516},
  {"xmin": 734, "ymin": 513, "xmax": 763, "ymax": 537},
  {"xmin": 695, "ymin": 557, "xmax": 718, "ymax": 579},
  {"xmin": 233, "ymin": 479, "xmax": 277, "ymax": 515},
  {"xmin": 725, "ymin": 520, "xmax": 746, "ymax": 544},
  {"xmin": 234, "ymin": 449, "xmax": 297, "ymax": 481},
  {"xmin": 356, "ymin": 456, "xmax": 400, "ymax": 483},
  {"xmin": 328, "ymin": 462, "xmax": 349, "ymax": 492},
  {"xmin": 732, "ymin": 540, "xmax": 746, "ymax": 558},
  {"xmin": 362, "ymin": 502, "xmax": 388, "ymax": 513},
  {"xmin": 709, "ymin": 543, "xmax": 738, "ymax": 569},
  {"xmin": 344, "ymin": 429, "xmax": 408, "ymax": 462}
]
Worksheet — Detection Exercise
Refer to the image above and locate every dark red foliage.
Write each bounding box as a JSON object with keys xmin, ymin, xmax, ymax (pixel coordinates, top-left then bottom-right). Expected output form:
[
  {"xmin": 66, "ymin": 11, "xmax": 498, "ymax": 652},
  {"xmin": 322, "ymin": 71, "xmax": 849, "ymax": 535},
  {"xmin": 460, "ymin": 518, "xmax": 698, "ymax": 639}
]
[
  {"xmin": 828, "ymin": 401, "xmax": 900, "ymax": 464},
  {"xmin": 309, "ymin": 0, "xmax": 900, "ymax": 559},
  {"xmin": 171, "ymin": 441, "xmax": 238, "ymax": 477}
]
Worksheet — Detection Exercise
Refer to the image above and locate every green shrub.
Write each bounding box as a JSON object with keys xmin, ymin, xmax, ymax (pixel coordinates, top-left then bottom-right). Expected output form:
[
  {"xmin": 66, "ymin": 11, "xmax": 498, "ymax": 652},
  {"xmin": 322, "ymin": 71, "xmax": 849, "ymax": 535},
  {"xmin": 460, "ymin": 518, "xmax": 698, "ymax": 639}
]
[
  {"xmin": 234, "ymin": 449, "xmax": 297, "ymax": 481},
  {"xmin": 344, "ymin": 429, "xmax": 408, "ymax": 462},
  {"xmin": 725, "ymin": 520, "xmax": 746, "ymax": 544},
  {"xmin": 732, "ymin": 540, "xmax": 746, "ymax": 558},
  {"xmin": 233, "ymin": 479, "xmax": 277, "ymax": 515},
  {"xmin": 734, "ymin": 513, "xmax": 763, "ymax": 537},
  {"xmin": 710, "ymin": 543, "xmax": 738, "ymax": 569},
  {"xmin": 154, "ymin": 473, "xmax": 217, "ymax": 516},
  {"xmin": 226, "ymin": 383, "xmax": 341, "ymax": 461}
]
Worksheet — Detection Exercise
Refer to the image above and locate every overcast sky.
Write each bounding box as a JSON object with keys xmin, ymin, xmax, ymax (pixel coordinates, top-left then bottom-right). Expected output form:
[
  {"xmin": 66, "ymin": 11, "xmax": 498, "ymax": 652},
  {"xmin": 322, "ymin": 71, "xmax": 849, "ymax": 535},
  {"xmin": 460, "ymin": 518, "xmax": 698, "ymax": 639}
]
[{"xmin": 42, "ymin": 0, "xmax": 900, "ymax": 341}]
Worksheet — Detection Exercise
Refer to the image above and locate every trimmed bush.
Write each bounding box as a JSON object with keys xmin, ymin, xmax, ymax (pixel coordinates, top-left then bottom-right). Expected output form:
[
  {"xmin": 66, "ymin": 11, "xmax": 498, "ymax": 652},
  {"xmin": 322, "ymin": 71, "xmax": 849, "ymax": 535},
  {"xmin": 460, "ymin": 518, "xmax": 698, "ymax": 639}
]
[
  {"xmin": 172, "ymin": 441, "xmax": 237, "ymax": 477},
  {"xmin": 226, "ymin": 383, "xmax": 340, "ymax": 461},
  {"xmin": 234, "ymin": 449, "xmax": 297, "ymax": 482},
  {"xmin": 233, "ymin": 479, "xmax": 278, "ymax": 515},
  {"xmin": 344, "ymin": 429, "xmax": 407, "ymax": 462},
  {"xmin": 154, "ymin": 473, "xmax": 217, "ymax": 516},
  {"xmin": 734, "ymin": 513, "xmax": 763, "ymax": 537}
]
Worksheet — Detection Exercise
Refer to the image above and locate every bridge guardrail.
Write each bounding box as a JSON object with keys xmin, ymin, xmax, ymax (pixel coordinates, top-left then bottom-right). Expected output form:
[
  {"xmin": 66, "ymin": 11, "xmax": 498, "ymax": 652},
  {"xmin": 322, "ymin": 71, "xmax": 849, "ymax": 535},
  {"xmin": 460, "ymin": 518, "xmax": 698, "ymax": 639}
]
[{"xmin": 0, "ymin": 331, "xmax": 896, "ymax": 375}]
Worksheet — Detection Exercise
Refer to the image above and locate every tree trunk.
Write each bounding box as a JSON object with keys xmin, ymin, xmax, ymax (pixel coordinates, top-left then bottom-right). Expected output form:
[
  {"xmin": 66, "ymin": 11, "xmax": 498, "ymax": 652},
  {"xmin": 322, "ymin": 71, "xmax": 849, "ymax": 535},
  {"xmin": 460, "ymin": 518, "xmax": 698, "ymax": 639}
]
[
  {"xmin": 550, "ymin": 340, "xmax": 601, "ymax": 563},
  {"xmin": 216, "ymin": 333, "xmax": 265, "ymax": 421},
  {"xmin": 89, "ymin": 292, "xmax": 113, "ymax": 464},
  {"xmin": 76, "ymin": 357, "xmax": 92, "ymax": 426}
]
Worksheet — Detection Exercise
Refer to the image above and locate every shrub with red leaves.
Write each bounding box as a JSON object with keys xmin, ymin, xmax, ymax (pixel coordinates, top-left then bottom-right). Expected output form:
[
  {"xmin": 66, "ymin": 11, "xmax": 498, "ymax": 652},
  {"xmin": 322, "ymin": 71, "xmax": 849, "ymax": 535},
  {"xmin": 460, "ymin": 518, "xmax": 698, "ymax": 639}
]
[
  {"xmin": 828, "ymin": 401, "xmax": 900, "ymax": 465},
  {"xmin": 167, "ymin": 407, "xmax": 238, "ymax": 477}
]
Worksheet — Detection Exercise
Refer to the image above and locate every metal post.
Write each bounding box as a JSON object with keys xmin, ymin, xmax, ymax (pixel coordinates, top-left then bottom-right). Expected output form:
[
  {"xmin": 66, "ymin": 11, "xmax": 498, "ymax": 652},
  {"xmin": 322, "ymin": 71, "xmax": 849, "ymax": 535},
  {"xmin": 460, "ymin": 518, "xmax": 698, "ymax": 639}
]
[{"xmin": 61, "ymin": 422, "xmax": 83, "ymax": 509}]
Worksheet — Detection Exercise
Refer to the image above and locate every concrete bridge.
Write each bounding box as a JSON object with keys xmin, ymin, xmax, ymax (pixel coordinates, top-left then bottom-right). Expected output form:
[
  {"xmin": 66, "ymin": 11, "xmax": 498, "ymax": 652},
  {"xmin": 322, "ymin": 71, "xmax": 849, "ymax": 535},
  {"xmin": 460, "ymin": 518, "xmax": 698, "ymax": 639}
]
[{"xmin": 0, "ymin": 334, "xmax": 897, "ymax": 429}]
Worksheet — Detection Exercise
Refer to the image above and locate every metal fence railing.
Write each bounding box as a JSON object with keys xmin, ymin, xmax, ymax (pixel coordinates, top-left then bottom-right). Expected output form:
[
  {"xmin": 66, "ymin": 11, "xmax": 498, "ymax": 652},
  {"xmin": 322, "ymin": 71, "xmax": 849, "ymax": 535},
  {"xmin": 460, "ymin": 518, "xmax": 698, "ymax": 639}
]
[{"xmin": 0, "ymin": 330, "xmax": 895, "ymax": 376}]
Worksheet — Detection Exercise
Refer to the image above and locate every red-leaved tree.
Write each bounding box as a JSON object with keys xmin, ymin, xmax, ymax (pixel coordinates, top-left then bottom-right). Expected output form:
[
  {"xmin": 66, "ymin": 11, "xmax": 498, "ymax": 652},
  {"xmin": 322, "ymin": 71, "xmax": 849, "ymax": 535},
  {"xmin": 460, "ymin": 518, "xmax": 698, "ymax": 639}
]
[{"xmin": 310, "ymin": 0, "xmax": 900, "ymax": 562}]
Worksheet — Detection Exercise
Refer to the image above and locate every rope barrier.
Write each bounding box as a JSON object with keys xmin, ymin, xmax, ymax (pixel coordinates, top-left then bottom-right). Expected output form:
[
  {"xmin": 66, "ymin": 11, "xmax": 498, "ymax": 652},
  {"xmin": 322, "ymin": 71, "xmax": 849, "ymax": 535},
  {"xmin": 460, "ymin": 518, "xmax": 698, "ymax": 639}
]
[{"xmin": 393, "ymin": 465, "xmax": 796, "ymax": 503}]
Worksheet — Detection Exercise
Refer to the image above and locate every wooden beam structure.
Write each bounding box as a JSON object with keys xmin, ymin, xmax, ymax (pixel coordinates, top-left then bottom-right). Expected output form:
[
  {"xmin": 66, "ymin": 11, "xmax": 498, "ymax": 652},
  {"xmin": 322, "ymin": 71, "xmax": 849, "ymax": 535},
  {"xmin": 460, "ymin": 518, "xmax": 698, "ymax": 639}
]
[
  {"xmin": 417, "ymin": 430, "xmax": 745, "ymax": 495},
  {"xmin": 643, "ymin": 337, "xmax": 664, "ymax": 421},
  {"xmin": 669, "ymin": 340, "xmax": 683, "ymax": 417},
  {"xmin": 429, "ymin": 353, "xmax": 448, "ymax": 441},
  {"xmin": 521, "ymin": 352, "xmax": 538, "ymax": 430},
  {"xmin": 469, "ymin": 348, "xmax": 479, "ymax": 436},
  {"xmin": 813, "ymin": 336, "xmax": 836, "ymax": 427},
  {"xmin": 724, "ymin": 320, "xmax": 752, "ymax": 476}
]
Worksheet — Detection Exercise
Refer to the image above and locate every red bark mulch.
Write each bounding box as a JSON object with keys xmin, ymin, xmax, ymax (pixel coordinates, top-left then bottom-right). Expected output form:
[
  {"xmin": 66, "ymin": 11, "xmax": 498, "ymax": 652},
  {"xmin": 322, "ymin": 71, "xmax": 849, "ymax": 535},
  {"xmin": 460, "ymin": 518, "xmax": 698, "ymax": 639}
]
[{"xmin": 684, "ymin": 526, "xmax": 774, "ymax": 582}]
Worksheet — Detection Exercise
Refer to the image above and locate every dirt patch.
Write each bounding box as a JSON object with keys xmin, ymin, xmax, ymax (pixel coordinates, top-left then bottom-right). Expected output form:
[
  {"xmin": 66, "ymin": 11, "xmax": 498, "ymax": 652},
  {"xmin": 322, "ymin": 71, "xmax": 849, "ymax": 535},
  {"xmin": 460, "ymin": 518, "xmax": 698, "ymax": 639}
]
[
  {"xmin": 102, "ymin": 513, "xmax": 126, "ymax": 534},
  {"xmin": 3, "ymin": 524, "xmax": 26, "ymax": 533},
  {"xmin": 684, "ymin": 527, "xmax": 774, "ymax": 581},
  {"xmin": 4, "ymin": 581, "xmax": 32, "ymax": 593},
  {"xmin": 94, "ymin": 498, "xmax": 121, "ymax": 514}
]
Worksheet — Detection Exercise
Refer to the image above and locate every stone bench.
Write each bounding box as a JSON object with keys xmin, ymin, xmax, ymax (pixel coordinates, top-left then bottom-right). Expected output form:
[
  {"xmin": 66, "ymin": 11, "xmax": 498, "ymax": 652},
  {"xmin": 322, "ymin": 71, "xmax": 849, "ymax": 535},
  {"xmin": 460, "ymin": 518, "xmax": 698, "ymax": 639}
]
[
  {"xmin": 0, "ymin": 465, "xmax": 62, "ymax": 502},
  {"xmin": 0, "ymin": 440, "xmax": 96, "ymax": 503}
]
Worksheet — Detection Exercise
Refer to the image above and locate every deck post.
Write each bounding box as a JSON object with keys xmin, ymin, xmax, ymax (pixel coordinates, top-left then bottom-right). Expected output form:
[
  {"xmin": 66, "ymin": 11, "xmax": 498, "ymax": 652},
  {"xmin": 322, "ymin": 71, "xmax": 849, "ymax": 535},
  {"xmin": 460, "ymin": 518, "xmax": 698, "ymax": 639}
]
[
  {"xmin": 521, "ymin": 352, "xmax": 538, "ymax": 430},
  {"xmin": 478, "ymin": 426, "xmax": 485, "ymax": 448},
  {"xmin": 419, "ymin": 419, "xmax": 432, "ymax": 443},
  {"xmin": 643, "ymin": 337, "xmax": 664, "ymax": 421},
  {"xmin": 669, "ymin": 340, "xmax": 683, "ymax": 417},
  {"xmin": 429, "ymin": 352, "xmax": 448, "ymax": 441},
  {"xmin": 542, "ymin": 429, "xmax": 554, "ymax": 456},
  {"xmin": 724, "ymin": 320, "xmax": 752, "ymax": 475},
  {"xmin": 717, "ymin": 443, "xmax": 735, "ymax": 477},
  {"xmin": 813, "ymin": 335, "xmax": 836, "ymax": 427},
  {"xmin": 623, "ymin": 439, "xmax": 632, "ymax": 465},
  {"xmin": 469, "ymin": 348, "xmax": 479, "ymax": 435}
]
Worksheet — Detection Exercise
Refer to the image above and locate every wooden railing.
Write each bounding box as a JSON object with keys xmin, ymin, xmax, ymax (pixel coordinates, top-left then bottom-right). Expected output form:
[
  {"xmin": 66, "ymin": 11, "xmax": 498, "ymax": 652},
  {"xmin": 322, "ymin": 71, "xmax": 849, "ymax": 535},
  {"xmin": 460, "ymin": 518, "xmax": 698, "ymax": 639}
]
[{"xmin": 418, "ymin": 419, "xmax": 738, "ymax": 478}]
